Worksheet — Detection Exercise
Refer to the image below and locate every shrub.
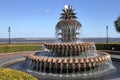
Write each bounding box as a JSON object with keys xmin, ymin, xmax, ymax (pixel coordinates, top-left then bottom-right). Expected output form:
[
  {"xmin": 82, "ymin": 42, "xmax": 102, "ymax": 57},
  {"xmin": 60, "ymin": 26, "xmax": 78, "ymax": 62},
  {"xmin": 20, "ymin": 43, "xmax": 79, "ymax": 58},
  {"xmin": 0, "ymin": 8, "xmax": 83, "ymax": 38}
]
[
  {"xmin": 0, "ymin": 68, "xmax": 38, "ymax": 80},
  {"xmin": 95, "ymin": 43, "xmax": 120, "ymax": 51}
]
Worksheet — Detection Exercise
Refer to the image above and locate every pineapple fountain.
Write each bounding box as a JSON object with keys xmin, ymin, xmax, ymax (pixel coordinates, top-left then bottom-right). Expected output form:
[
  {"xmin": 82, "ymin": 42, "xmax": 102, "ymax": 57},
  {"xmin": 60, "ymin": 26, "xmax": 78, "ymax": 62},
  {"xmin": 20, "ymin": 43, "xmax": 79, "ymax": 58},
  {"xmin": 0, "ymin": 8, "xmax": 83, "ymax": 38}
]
[{"xmin": 26, "ymin": 5, "xmax": 115, "ymax": 79}]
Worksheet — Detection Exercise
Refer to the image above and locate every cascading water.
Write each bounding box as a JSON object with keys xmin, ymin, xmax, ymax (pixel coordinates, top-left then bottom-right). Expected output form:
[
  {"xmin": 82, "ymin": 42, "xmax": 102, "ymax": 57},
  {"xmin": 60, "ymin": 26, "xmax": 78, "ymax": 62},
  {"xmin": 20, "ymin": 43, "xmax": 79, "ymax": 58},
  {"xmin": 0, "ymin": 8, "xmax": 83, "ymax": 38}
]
[{"xmin": 26, "ymin": 5, "xmax": 115, "ymax": 80}]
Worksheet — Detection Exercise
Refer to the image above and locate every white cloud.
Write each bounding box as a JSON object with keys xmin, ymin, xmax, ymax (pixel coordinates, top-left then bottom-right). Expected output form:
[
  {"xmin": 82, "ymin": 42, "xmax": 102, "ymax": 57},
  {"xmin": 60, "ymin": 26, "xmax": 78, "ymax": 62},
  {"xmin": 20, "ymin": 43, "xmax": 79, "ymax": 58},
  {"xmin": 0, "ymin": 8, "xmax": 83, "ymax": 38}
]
[{"xmin": 34, "ymin": 8, "xmax": 51, "ymax": 13}]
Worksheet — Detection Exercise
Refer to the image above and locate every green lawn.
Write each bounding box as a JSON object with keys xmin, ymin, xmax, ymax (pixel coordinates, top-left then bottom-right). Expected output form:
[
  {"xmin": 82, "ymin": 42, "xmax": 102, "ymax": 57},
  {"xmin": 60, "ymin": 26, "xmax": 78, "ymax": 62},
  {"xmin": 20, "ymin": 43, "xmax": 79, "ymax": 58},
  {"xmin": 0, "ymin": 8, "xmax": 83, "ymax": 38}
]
[{"xmin": 0, "ymin": 43, "xmax": 42, "ymax": 53}]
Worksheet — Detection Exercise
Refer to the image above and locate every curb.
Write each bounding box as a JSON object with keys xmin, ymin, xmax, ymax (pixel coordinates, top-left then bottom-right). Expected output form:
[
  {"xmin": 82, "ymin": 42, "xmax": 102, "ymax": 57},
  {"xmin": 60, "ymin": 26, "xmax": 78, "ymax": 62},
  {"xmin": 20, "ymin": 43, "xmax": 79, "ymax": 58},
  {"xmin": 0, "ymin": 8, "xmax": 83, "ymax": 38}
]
[
  {"xmin": 0, "ymin": 58, "xmax": 25, "ymax": 68},
  {"xmin": 112, "ymin": 58, "xmax": 120, "ymax": 62}
]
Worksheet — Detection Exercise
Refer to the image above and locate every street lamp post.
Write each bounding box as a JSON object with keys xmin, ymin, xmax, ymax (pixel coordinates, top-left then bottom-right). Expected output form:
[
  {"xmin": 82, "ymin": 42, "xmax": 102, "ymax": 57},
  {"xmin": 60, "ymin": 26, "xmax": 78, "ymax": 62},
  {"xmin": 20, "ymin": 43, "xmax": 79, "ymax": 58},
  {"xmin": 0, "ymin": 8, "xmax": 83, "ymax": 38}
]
[
  {"xmin": 8, "ymin": 26, "xmax": 11, "ymax": 44},
  {"xmin": 106, "ymin": 26, "xmax": 108, "ymax": 43}
]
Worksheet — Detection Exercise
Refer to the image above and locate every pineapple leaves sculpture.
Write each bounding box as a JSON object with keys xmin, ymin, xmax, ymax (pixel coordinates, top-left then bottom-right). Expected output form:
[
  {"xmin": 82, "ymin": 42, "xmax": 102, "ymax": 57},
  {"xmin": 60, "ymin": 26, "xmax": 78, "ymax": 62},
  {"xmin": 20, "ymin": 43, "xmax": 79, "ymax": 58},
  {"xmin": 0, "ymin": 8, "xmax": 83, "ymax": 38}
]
[
  {"xmin": 56, "ymin": 5, "xmax": 82, "ymax": 43},
  {"xmin": 114, "ymin": 16, "xmax": 120, "ymax": 32}
]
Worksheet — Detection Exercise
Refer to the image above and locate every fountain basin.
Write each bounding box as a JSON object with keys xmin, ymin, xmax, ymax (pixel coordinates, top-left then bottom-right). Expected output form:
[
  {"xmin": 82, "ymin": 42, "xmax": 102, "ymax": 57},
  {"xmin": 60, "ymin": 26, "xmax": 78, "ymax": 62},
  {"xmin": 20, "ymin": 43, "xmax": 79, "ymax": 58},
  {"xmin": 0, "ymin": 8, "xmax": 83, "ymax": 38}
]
[{"xmin": 26, "ymin": 51, "xmax": 112, "ymax": 74}]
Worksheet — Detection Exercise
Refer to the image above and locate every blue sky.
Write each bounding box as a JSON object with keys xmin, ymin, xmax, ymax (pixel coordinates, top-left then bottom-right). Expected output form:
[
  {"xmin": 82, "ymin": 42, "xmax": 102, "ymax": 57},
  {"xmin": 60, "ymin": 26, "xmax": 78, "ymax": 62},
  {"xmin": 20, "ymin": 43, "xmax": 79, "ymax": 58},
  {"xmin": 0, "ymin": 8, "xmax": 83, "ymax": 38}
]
[{"xmin": 0, "ymin": 0, "xmax": 120, "ymax": 38}]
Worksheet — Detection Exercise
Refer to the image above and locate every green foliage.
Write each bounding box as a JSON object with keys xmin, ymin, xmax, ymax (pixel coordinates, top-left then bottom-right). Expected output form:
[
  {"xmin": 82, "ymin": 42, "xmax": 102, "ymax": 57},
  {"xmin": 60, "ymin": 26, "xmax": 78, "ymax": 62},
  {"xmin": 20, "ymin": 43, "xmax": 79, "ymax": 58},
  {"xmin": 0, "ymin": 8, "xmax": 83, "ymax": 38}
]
[
  {"xmin": 0, "ymin": 44, "xmax": 42, "ymax": 53},
  {"xmin": 95, "ymin": 43, "xmax": 120, "ymax": 51},
  {"xmin": 114, "ymin": 16, "xmax": 120, "ymax": 32},
  {"xmin": 0, "ymin": 68, "xmax": 38, "ymax": 80}
]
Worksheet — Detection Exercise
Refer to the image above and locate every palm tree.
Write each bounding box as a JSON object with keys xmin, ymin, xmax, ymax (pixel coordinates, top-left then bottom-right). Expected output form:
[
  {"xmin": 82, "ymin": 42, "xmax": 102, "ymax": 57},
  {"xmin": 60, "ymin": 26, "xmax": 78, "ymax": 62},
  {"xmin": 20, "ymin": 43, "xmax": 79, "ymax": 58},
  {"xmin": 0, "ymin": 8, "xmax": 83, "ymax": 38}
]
[
  {"xmin": 56, "ymin": 5, "xmax": 82, "ymax": 43},
  {"xmin": 114, "ymin": 16, "xmax": 120, "ymax": 32}
]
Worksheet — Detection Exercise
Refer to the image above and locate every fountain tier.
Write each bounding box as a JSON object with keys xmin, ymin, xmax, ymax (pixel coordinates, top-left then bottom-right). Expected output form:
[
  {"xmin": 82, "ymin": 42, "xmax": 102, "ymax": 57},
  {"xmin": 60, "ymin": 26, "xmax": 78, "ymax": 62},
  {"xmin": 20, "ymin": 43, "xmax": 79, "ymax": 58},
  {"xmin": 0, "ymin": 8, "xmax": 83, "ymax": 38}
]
[
  {"xmin": 44, "ymin": 42, "xmax": 95, "ymax": 57},
  {"xmin": 27, "ymin": 51, "xmax": 111, "ymax": 74}
]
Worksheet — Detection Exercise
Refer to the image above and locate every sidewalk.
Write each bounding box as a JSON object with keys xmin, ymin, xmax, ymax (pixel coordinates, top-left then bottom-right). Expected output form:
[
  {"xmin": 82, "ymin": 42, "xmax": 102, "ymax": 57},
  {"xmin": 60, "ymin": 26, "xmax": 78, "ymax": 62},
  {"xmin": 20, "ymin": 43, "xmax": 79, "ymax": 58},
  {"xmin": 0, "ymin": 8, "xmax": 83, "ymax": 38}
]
[
  {"xmin": 111, "ymin": 54, "xmax": 120, "ymax": 62},
  {"xmin": 0, "ymin": 51, "xmax": 34, "ymax": 65}
]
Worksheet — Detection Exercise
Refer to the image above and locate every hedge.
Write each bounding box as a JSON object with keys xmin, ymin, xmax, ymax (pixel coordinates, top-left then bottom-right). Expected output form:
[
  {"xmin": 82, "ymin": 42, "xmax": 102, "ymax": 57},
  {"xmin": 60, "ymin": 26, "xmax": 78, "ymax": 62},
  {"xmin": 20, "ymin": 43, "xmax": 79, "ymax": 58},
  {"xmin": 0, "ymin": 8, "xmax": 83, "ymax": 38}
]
[
  {"xmin": 0, "ymin": 68, "xmax": 38, "ymax": 80},
  {"xmin": 0, "ymin": 43, "xmax": 120, "ymax": 53},
  {"xmin": 0, "ymin": 44, "xmax": 42, "ymax": 53},
  {"xmin": 95, "ymin": 43, "xmax": 120, "ymax": 51}
]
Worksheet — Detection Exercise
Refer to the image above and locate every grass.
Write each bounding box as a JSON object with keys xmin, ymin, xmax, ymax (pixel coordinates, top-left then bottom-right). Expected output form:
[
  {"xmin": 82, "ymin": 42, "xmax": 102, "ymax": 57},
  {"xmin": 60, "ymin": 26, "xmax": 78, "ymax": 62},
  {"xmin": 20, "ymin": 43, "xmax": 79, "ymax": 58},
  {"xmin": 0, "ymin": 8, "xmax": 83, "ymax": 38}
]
[
  {"xmin": 0, "ymin": 68, "xmax": 38, "ymax": 80},
  {"xmin": 0, "ymin": 43, "xmax": 43, "ymax": 53}
]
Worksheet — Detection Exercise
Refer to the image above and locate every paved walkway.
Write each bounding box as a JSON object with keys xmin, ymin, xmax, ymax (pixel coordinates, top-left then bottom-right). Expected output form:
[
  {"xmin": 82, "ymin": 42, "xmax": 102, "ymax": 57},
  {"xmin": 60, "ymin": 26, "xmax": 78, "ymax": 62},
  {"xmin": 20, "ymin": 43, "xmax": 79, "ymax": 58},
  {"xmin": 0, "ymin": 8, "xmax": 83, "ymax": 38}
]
[{"xmin": 0, "ymin": 51, "xmax": 35, "ymax": 65}]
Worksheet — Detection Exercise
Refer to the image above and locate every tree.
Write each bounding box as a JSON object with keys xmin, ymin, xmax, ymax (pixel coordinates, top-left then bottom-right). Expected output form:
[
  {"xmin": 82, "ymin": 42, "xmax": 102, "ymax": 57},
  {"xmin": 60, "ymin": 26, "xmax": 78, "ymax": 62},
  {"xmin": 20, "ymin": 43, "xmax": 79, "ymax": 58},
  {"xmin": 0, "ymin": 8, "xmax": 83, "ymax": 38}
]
[{"xmin": 114, "ymin": 16, "xmax": 120, "ymax": 32}]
